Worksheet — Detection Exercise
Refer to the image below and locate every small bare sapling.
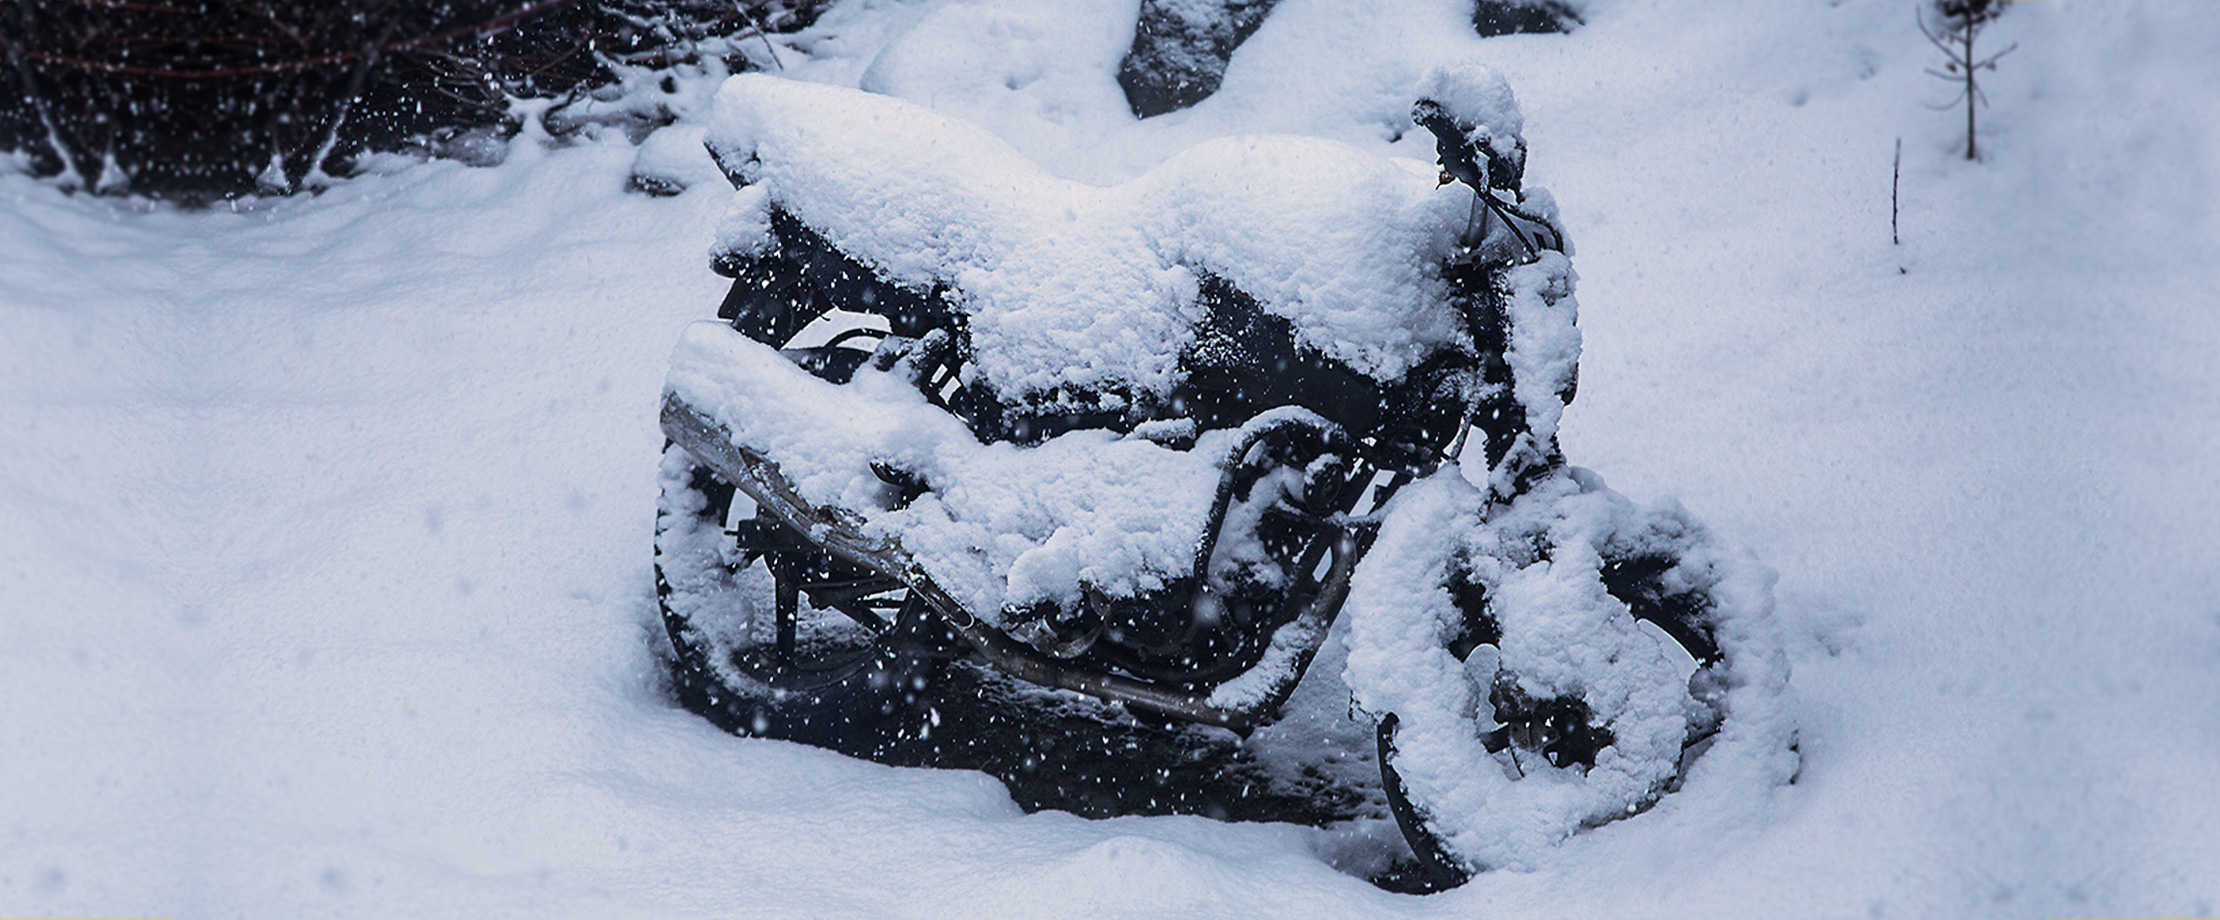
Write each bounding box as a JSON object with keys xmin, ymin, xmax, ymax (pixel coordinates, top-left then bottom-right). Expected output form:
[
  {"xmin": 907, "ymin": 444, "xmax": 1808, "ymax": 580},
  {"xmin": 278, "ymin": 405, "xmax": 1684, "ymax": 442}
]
[{"xmin": 1920, "ymin": 0, "xmax": 2016, "ymax": 161}]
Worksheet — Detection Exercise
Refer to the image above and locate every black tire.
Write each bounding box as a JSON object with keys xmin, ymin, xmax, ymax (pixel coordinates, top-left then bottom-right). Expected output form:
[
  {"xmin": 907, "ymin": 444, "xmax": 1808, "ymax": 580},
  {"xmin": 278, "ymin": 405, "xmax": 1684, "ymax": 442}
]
[
  {"xmin": 655, "ymin": 442, "xmax": 1378, "ymax": 826},
  {"xmin": 656, "ymin": 443, "xmax": 957, "ymax": 756}
]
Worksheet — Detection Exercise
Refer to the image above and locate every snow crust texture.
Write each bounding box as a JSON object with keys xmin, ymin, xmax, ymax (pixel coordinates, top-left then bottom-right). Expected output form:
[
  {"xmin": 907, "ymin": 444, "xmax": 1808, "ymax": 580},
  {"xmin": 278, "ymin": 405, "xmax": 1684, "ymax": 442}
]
[{"xmin": 4, "ymin": 0, "xmax": 2218, "ymax": 916}]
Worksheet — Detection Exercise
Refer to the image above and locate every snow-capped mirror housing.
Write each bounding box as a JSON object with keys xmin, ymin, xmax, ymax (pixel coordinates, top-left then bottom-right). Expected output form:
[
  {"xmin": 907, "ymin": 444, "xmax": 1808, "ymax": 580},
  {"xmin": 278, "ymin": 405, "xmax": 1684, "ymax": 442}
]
[
  {"xmin": 1411, "ymin": 62, "xmax": 1528, "ymax": 191},
  {"xmin": 1412, "ymin": 64, "xmax": 1565, "ymax": 261},
  {"xmin": 1414, "ymin": 98, "xmax": 1526, "ymax": 193}
]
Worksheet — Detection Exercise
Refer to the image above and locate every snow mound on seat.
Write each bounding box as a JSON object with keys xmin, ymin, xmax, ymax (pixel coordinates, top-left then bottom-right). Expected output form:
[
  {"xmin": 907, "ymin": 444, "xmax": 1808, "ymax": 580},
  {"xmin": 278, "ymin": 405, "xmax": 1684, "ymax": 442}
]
[{"xmin": 704, "ymin": 73, "xmax": 1491, "ymax": 397}]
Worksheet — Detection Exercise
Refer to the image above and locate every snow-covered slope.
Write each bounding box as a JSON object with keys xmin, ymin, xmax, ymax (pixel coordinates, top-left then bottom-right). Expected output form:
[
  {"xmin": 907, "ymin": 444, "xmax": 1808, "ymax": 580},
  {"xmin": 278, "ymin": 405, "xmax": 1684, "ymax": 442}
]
[{"xmin": 3, "ymin": 0, "xmax": 2215, "ymax": 917}]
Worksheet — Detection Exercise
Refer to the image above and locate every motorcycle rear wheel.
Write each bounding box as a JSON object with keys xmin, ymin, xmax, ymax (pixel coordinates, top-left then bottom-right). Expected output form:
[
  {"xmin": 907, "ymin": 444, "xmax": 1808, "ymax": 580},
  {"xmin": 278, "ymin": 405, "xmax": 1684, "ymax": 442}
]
[{"xmin": 654, "ymin": 443, "xmax": 1376, "ymax": 824}]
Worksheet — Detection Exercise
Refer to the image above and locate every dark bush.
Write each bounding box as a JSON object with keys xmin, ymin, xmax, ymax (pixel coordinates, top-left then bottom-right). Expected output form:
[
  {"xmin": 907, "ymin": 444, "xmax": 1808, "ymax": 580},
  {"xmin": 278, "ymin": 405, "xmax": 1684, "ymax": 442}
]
[
  {"xmin": 0, "ymin": 0, "xmax": 821, "ymax": 202},
  {"xmin": 1117, "ymin": 0, "xmax": 1281, "ymax": 119},
  {"xmin": 1472, "ymin": 0, "xmax": 1578, "ymax": 38},
  {"xmin": 1117, "ymin": 0, "xmax": 1579, "ymax": 121}
]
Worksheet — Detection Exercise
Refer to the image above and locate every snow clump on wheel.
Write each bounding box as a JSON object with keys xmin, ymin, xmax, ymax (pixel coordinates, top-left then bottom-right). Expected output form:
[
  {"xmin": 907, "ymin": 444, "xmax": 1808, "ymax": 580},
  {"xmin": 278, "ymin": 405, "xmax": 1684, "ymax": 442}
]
[{"xmin": 1343, "ymin": 467, "xmax": 1796, "ymax": 873}]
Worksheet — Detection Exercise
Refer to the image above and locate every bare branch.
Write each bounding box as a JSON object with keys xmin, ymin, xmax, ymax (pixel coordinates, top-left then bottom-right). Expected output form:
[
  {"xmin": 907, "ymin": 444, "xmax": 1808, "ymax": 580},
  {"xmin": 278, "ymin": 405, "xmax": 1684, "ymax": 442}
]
[
  {"xmin": 1917, "ymin": 10, "xmax": 1959, "ymax": 57},
  {"xmin": 1973, "ymin": 42, "xmax": 2017, "ymax": 70}
]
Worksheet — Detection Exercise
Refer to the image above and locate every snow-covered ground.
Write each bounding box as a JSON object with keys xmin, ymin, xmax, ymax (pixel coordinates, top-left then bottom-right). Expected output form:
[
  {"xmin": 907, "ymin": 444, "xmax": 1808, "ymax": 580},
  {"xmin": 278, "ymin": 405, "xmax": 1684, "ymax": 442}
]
[{"xmin": 4, "ymin": 0, "xmax": 2215, "ymax": 916}]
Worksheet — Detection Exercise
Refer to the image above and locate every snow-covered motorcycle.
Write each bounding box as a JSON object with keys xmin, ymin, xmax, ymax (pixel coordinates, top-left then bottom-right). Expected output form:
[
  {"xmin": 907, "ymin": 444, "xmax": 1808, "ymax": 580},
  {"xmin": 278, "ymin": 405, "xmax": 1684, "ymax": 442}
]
[{"xmin": 654, "ymin": 69, "xmax": 1794, "ymax": 886}]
